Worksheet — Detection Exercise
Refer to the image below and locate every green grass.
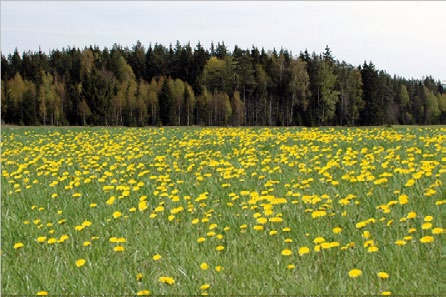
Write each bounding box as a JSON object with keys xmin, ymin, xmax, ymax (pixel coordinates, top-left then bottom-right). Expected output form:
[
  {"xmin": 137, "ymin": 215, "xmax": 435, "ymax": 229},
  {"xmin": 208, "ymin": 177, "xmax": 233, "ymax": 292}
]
[{"xmin": 1, "ymin": 126, "xmax": 445, "ymax": 295}]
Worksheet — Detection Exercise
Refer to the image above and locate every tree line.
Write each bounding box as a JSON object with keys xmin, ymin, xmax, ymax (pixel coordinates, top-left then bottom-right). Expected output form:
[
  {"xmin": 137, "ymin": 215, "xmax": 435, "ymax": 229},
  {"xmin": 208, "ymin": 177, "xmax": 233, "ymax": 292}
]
[{"xmin": 1, "ymin": 41, "xmax": 445, "ymax": 127}]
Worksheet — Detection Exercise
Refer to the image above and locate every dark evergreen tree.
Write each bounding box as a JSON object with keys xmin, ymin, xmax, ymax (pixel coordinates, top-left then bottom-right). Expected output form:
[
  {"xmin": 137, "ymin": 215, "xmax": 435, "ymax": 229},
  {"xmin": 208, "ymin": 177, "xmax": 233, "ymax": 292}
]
[
  {"xmin": 360, "ymin": 61, "xmax": 381, "ymax": 125},
  {"xmin": 158, "ymin": 77, "xmax": 175, "ymax": 126},
  {"xmin": 128, "ymin": 40, "xmax": 146, "ymax": 81}
]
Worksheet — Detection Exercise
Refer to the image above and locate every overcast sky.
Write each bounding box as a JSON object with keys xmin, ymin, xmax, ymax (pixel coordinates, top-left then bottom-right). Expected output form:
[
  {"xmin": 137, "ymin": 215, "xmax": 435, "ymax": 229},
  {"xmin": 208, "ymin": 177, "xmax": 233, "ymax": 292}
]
[{"xmin": 1, "ymin": 1, "xmax": 445, "ymax": 81}]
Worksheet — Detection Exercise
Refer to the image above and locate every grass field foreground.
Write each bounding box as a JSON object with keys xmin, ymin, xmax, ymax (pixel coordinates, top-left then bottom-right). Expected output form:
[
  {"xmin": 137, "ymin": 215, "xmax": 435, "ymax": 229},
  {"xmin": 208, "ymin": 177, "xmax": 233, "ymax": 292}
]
[{"xmin": 1, "ymin": 126, "xmax": 445, "ymax": 295}]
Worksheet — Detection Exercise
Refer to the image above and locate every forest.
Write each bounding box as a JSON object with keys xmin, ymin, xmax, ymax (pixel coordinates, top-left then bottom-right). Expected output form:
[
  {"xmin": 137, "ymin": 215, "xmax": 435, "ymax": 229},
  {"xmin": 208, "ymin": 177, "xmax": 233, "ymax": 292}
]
[{"xmin": 1, "ymin": 41, "xmax": 445, "ymax": 127}]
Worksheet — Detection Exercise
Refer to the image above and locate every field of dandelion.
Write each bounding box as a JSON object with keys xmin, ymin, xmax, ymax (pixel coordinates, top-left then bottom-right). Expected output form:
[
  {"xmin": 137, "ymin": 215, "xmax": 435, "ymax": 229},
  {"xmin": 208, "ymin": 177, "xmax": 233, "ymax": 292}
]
[{"xmin": 1, "ymin": 126, "xmax": 445, "ymax": 295}]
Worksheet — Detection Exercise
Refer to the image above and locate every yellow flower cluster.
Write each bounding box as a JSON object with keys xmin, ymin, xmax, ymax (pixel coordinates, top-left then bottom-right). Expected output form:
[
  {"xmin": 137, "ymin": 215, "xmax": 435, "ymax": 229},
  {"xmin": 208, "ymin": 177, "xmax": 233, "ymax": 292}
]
[{"xmin": 2, "ymin": 126, "xmax": 445, "ymax": 295}]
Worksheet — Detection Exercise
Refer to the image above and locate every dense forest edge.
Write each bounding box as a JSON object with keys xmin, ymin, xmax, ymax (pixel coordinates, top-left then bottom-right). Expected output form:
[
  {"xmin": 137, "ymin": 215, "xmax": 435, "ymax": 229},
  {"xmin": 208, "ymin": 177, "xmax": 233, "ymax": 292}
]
[{"xmin": 1, "ymin": 41, "xmax": 445, "ymax": 127}]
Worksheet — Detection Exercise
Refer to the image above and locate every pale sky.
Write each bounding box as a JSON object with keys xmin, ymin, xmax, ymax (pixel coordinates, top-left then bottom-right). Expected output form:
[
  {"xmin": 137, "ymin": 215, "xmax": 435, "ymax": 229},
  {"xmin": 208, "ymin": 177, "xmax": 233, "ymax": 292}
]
[{"xmin": 1, "ymin": 1, "xmax": 445, "ymax": 81}]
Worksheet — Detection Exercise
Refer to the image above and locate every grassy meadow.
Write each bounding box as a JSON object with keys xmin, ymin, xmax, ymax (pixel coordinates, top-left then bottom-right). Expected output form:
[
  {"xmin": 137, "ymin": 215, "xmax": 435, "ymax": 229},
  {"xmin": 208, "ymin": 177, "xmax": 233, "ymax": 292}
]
[{"xmin": 1, "ymin": 126, "xmax": 445, "ymax": 295}]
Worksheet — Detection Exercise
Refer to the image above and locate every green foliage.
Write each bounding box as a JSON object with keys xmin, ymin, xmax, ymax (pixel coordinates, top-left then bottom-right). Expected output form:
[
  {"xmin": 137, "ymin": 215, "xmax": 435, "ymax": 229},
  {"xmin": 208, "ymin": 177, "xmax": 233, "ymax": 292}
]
[
  {"xmin": 400, "ymin": 85, "xmax": 410, "ymax": 108},
  {"xmin": 158, "ymin": 77, "xmax": 175, "ymax": 126},
  {"xmin": 319, "ymin": 61, "xmax": 339, "ymax": 124},
  {"xmin": 1, "ymin": 41, "xmax": 444, "ymax": 126},
  {"xmin": 424, "ymin": 87, "xmax": 441, "ymax": 124}
]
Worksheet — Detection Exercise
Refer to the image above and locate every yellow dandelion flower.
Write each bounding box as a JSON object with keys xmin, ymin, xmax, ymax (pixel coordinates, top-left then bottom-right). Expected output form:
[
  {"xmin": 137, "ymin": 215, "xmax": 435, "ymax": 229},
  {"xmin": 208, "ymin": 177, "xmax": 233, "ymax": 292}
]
[
  {"xmin": 154, "ymin": 205, "xmax": 164, "ymax": 212},
  {"xmin": 114, "ymin": 245, "xmax": 125, "ymax": 252},
  {"xmin": 368, "ymin": 246, "xmax": 379, "ymax": 253},
  {"xmin": 215, "ymin": 245, "xmax": 225, "ymax": 251},
  {"xmin": 14, "ymin": 242, "xmax": 24, "ymax": 249},
  {"xmin": 136, "ymin": 273, "xmax": 143, "ymax": 282},
  {"xmin": 284, "ymin": 238, "xmax": 293, "ymax": 243},
  {"xmin": 58, "ymin": 235, "xmax": 69, "ymax": 243},
  {"xmin": 106, "ymin": 196, "xmax": 116, "ymax": 205},
  {"xmin": 256, "ymin": 217, "xmax": 267, "ymax": 224},
  {"xmin": 138, "ymin": 200, "xmax": 148, "ymax": 212},
  {"xmin": 103, "ymin": 185, "xmax": 114, "ymax": 191},
  {"xmin": 356, "ymin": 221, "xmax": 367, "ymax": 229},
  {"xmin": 215, "ymin": 266, "xmax": 223, "ymax": 272},
  {"xmin": 72, "ymin": 193, "xmax": 82, "ymax": 198},
  {"xmin": 432, "ymin": 227, "xmax": 444, "ymax": 234},
  {"xmin": 311, "ymin": 210, "xmax": 327, "ymax": 218},
  {"xmin": 377, "ymin": 272, "xmax": 389, "ymax": 279},
  {"xmin": 394, "ymin": 240, "xmax": 406, "ymax": 246},
  {"xmin": 398, "ymin": 194, "xmax": 409, "ymax": 205},
  {"xmin": 153, "ymin": 254, "xmax": 162, "ymax": 261},
  {"xmin": 269, "ymin": 217, "xmax": 283, "ymax": 223},
  {"xmin": 253, "ymin": 225, "xmax": 264, "ymax": 231},
  {"xmin": 112, "ymin": 211, "xmax": 122, "ymax": 219},
  {"xmin": 362, "ymin": 231, "xmax": 370, "ymax": 239},
  {"xmin": 282, "ymin": 227, "xmax": 291, "ymax": 232},
  {"xmin": 405, "ymin": 179, "xmax": 415, "ymax": 187},
  {"xmin": 82, "ymin": 220, "xmax": 92, "ymax": 227},
  {"xmin": 326, "ymin": 241, "xmax": 340, "ymax": 248},
  {"xmin": 313, "ymin": 237, "xmax": 325, "ymax": 244},
  {"xmin": 381, "ymin": 291, "xmax": 392, "ymax": 295},
  {"xmin": 406, "ymin": 211, "xmax": 417, "ymax": 219},
  {"xmin": 422, "ymin": 222, "xmax": 432, "ymax": 230},
  {"xmin": 298, "ymin": 246, "xmax": 310, "ymax": 256},
  {"xmin": 424, "ymin": 215, "xmax": 433, "ymax": 222},
  {"xmin": 116, "ymin": 237, "xmax": 126, "ymax": 243},
  {"xmin": 332, "ymin": 227, "xmax": 342, "ymax": 234},
  {"xmin": 47, "ymin": 238, "xmax": 57, "ymax": 244},
  {"xmin": 200, "ymin": 284, "xmax": 210, "ymax": 290},
  {"xmin": 269, "ymin": 230, "xmax": 278, "ymax": 236},
  {"xmin": 37, "ymin": 236, "xmax": 47, "ymax": 243},
  {"xmin": 200, "ymin": 262, "xmax": 209, "ymax": 270},
  {"xmin": 158, "ymin": 276, "xmax": 175, "ymax": 285},
  {"xmin": 367, "ymin": 218, "xmax": 376, "ymax": 224},
  {"xmin": 364, "ymin": 239, "xmax": 374, "ymax": 248},
  {"xmin": 348, "ymin": 268, "xmax": 362, "ymax": 278},
  {"xmin": 36, "ymin": 291, "xmax": 49, "ymax": 296},
  {"xmin": 75, "ymin": 258, "xmax": 86, "ymax": 267},
  {"xmin": 136, "ymin": 290, "xmax": 151, "ymax": 296},
  {"xmin": 287, "ymin": 264, "xmax": 296, "ymax": 269},
  {"xmin": 75, "ymin": 225, "xmax": 85, "ymax": 231},
  {"xmin": 281, "ymin": 249, "xmax": 292, "ymax": 256},
  {"xmin": 197, "ymin": 237, "xmax": 206, "ymax": 243},
  {"xmin": 320, "ymin": 242, "xmax": 331, "ymax": 249},
  {"xmin": 420, "ymin": 236, "xmax": 434, "ymax": 243}
]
